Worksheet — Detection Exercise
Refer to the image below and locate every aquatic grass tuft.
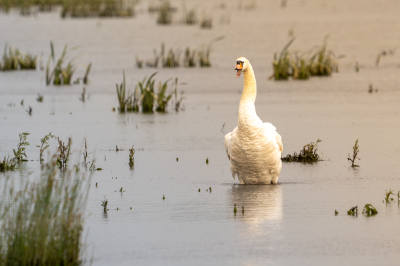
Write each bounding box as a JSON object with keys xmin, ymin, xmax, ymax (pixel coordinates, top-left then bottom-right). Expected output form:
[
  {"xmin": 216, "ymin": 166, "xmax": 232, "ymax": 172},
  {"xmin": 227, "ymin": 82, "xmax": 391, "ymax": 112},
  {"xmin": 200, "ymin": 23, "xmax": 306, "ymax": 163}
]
[
  {"xmin": 36, "ymin": 132, "xmax": 55, "ymax": 162},
  {"xmin": 384, "ymin": 189, "xmax": 395, "ymax": 203},
  {"xmin": 347, "ymin": 206, "xmax": 358, "ymax": 216},
  {"xmin": 282, "ymin": 139, "xmax": 322, "ymax": 163},
  {"xmin": 154, "ymin": 79, "xmax": 173, "ymax": 112},
  {"xmin": 101, "ymin": 197, "xmax": 109, "ymax": 212},
  {"xmin": 61, "ymin": 0, "xmax": 135, "ymax": 18},
  {"xmin": 233, "ymin": 204, "xmax": 237, "ymax": 214},
  {"xmin": 0, "ymin": 156, "xmax": 16, "ymax": 172},
  {"xmin": 13, "ymin": 132, "xmax": 30, "ymax": 162},
  {"xmin": 181, "ymin": 1, "xmax": 197, "ymax": 25},
  {"xmin": 157, "ymin": 0, "xmax": 172, "ymax": 24},
  {"xmin": 198, "ymin": 36, "xmax": 225, "ymax": 67},
  {"xmin": 362, "ymin": 204, "xmax": 378, "ymax": 216},
  {"xmin": 270, "ymin": 36, "xmax": 345, "ymax": 81},
  {"xmin": 1, "ymin": 43, "xmax": 37, "ymax": 71},
  {"xmin": 200, "ymin": 14, "xmax": 212, "ymax": 28},
  {"xmin": 347, "ymin": 139, "xmax": 360, "ymax": 167},
  {"xmin": 0, "ymin": 154, "xmax": 90, "ymax": 265}
]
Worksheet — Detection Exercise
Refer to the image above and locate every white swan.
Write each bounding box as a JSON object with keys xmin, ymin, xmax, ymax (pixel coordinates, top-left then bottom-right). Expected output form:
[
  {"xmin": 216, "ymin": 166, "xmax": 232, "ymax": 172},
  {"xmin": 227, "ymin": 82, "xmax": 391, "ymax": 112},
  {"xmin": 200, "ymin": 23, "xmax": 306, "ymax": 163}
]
[{"xmin": 224, "ymin": 57, "xmax": 283, "ymax": 184}]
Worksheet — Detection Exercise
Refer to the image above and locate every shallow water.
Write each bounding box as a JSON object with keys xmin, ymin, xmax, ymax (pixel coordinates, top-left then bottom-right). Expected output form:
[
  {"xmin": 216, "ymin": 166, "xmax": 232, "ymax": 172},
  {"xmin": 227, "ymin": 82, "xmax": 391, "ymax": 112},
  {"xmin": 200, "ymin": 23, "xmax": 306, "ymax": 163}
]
[{"xmin": 1, "ymin": 0, "xmax": 400, "ymax": 265}]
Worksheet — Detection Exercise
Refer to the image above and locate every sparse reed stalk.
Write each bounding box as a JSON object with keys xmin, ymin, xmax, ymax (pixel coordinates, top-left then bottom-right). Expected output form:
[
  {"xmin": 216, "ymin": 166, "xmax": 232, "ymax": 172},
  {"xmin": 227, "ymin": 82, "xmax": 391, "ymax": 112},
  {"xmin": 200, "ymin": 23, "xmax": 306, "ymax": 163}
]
[
  {"xmin": 116, "ymin": 71, "xmax": 127, "ymax": 112},
  {"xmin": 0, "ymin": 154, "xmax": 90, "ymax": 265},
  {"xmin": 347, "ymin": 139, "xmax": 360, "ymax": 167},
  {"xmin": 182, "ymin": 1, "xmax": 197, "ymax": 25},
  {"xmin": 198, "ymin": 36, "xmax": 224, "ymax": 67},
  {"xmin": 129, "ymin": 146, "xmax": 135, "ymax": 167},
  {"xmin": 384, "ymin": 189, "xmax": 395, "ymax": 203},
  {"xmin": 36, "ymin": 132, "xmax": 55, "ymax": 162},
  {"xmin": 56, "ymin": 137, "xmax": 72, "ymax": 168},
  {"xmin": 61, "ymin": 0, "xmax": 135, "ymax": 18}
]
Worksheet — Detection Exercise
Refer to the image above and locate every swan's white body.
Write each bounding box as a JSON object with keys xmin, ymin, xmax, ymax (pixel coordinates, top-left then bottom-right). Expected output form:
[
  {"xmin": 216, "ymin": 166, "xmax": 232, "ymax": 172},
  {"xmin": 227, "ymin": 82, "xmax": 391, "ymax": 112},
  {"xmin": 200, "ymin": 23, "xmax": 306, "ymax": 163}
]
[{"xmin": 225, "ymin": 57, "xmax": 283, "ymax": 184}]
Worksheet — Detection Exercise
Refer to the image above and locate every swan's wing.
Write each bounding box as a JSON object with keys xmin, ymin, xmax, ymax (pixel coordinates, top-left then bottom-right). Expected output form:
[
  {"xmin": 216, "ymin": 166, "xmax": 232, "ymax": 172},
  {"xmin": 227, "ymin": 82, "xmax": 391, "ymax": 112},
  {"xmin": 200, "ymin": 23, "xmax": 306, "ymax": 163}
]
[
  {"xmin": 224, "ymin": 127, "xmax": 237, "ymax": 160},
  {"xmin": 263, "ymin": 122, "xmax": 283, "ymax": 153}
]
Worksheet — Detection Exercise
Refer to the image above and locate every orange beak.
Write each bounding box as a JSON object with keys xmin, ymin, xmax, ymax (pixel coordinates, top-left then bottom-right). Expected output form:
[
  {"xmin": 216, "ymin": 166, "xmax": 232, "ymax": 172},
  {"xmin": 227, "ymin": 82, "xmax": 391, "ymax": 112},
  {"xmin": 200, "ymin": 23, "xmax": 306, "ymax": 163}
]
[{"xmin": 235, "ymin": 62, "xmax": 243, "ymax": 78}]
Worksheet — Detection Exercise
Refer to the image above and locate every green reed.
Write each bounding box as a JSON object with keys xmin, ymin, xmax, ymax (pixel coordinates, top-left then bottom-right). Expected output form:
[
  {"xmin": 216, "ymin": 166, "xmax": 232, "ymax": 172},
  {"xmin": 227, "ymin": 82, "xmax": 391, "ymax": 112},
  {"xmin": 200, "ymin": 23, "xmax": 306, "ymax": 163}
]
[
  {"xmin": 13, "ymin": 132, "xmax": 30, "ymax": 162},
  {"xmin": 282, "ymin": 139, "xmax": 322, "ymax": 163},
  {"xmin": 1, "ymin": 44, "xmax": 37, "ymax": 71},
  {"xmin": 0, "ymin": 154, "xmax": 90, "ymax": 265},
  {"xmin": 181, "ymin": 1, "xmax": 197, "ymax": 25},
  {"xmin": 347, "ymin": 139, "xmax": 360, "ymax": 167},
  {"xmin": 198, "ymin": 36, "xmax": 224, "ymax": 67}
]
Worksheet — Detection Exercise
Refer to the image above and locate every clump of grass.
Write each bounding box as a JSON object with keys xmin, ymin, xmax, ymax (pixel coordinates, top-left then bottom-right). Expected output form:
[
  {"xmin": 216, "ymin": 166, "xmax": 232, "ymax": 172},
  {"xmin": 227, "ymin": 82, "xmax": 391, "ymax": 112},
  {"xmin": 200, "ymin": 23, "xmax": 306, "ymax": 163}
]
[
  {"xmin": 56, "ymin": 137, "xmax": 71, "ymax": 168},
  {"xmin": 138, "ymin": 73, "xmax": 157, "ymax": 112},
  {"xmin": 282, "ymin": 139, "xmax": 322, "ymax": 163},
  {"xmin": 36, "ymin": 132, "xmax": 55, "ymax": 162},
  {"xmin": 0, "ymin": 154, "xmax": 89, "ymax": 265},
  {"xmin": 157, "ymin": 0, "xmax": 172, "ymax": 24},
  {"xmin": 1, "ymin": 44, "xmax": 37, "ymax": 71},
  {"xmin": 184, "ymin": 47, "xmax": 197, "ymax": 67},
  {"xmin": 347, "ymin": 139, "xmax": 360, "ymax": 167},
  {"xmin": 61, "ymin": 0, "xmax": 135, "ymax": 18},
  {"xmin": 198, "ymin": 36, "xmax": 225, "ymax": 67},
  {"xmin": 116, "ymin": 70, "xmax": 127, "ymax": 112},
  {"xmin": 347, "ymin": 206, "xmax": 358, "ymax": 216},
  {"xmin": 362, "ymin": 204, "xmax": 378, "ymax": 216},
  {"xmin": 0, "ymin": 156, "xmax": 16, "ymax": 172},
  {"xmin": 181, "ymin": 1, "xmax": 197, "ymax": 25},
  {"xmin": 233, "ymin": 204, "xmax": 237, "ymax": 214},
  {"xmin": 154, "ymin": 79, "xmax": 173, "ymax": 112},
  {"xmin": 45, "ymin": 41, "xmax": 91, "ymax": 86},
  {"xmin": 129, "ymin": 146, "xmax": 135, "ymax": 167},
  {"xmin": 384, "ymin": 189, "xmax": 395, "ymax": 203},
  {"xmin": 270, "ymin": 36, "xmax": 345, "ymax": 81},
  {"xmin": 36, "ymin": 93, "xmax": 44, "ymax": 102},
  {"xmin": 13, "ymin": 132, "xmax": 30, "ymax": 162},
  {"xmin": 335, "ymin": 210, "xmax": 338, "ymax": 215}
]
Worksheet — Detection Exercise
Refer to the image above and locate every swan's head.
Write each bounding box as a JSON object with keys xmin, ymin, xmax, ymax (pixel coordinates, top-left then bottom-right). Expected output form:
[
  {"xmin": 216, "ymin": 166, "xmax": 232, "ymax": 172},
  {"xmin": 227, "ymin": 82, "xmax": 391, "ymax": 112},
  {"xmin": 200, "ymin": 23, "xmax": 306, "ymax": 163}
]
[{"xmin": 235, "ymin": 57, "xmax": 248, "ymax": 78}]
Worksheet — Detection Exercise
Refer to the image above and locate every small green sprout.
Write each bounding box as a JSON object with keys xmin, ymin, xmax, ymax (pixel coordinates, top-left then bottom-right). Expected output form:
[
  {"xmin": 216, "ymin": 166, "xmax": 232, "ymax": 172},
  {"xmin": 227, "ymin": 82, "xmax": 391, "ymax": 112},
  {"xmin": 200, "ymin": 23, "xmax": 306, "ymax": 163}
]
[
  {"xmin": 384, "ymin": 189, "xmax": 395, "ymax": 203},
  {"xmin": 347, "ymin": 206, "xmax": 358, "ymax": 216},
  {"xmin": 163, "ymin": 195, "xmax": 165, "ymax": 200}
]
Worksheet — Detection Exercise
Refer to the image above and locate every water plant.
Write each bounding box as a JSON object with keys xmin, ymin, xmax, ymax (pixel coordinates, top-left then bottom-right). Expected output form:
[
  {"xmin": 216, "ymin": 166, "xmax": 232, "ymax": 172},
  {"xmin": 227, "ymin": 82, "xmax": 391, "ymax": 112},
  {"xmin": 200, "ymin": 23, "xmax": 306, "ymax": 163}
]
[
  {"xmin": 335, "ymin": 210, "xmax": 338, "ymax": 216},
  {"xmin": 270, "ymin": 36, "xmax": 345, "ymax": 80},
  {"xmin": 181, "ymin": 1, "xmax": 197, "ymax": 25},
  {"xmin": 45, "ymin": 41, "xmax": 91, "ymax": 86},
  {"xmin": 157, "ymin": 0, "xmax": 172, "ymax": 24},
  {"xmin": 242, "ymin": 206, "xmax": 244, "ymax": 214},
  {"xmin": 0, "ymin": 154, "xmax": 89, "ymax": 265},
  {"xmin": 200, "ymin": 14, "xmax": 212, "ymax": 28},
  {"xmin": 101, "ymin": 197, "xmax": 109, "ymax": 212},
  {"xmin": 347, "ymin": 139, "xmax": 360, "ymax": 167},
  {"xmin": 375, "ymin": 48, "xmax": 396, "ymax": 67},
  {"xmin": 36, "ymin": 93, "xmax": 44, "ymax": 102},
  {"xmin": 13, "ymin": 132, "xmax": 30, "ymax": 162},
  {"xmin": 56, "ymin": 137, "xmax": 71, "ymax": 168},
  {"xmin": 116, "ymin": 70, "xmax": 127, "ymax": 112},
  {"xmin": 234, "ymin": 204, "xmax": 237, "ymax": 214},
  {"xmin": 1, "ymin": 44, "xmax": 37, "ymax": 71},
  {"xmin": 83, "ymin": 138, "xmax": 90, "ymax": 164},
  {"xmin": 362, "ymin": 204, "xmax": 378, "ymax": 216},
  {"xmin": 26, "ymin": 107, "xmax": 32, "ymax": 116},
  {"xmin": 282, "ymin": 139, "xmax": 322, "ymax": 163},
  {"xmin": 129, "ymin": 146, "xmax": 135, "ymax": 167},
  {"xmin": 209, "ymin": 187, "xmax": 212, "ymax": 192},
  {"xmin": 154, "ymin": 79, "xmax": 173, "ymax": 112},
  {"xmin": 198, "ymin": 36, "xmax": 224, "ymax": 67},
  {"xmin": 206, "ymin": 157, "xmax": 209, "ymax": 164},
  {"xmin": 36, "ymin": 132, "xmax": 55, "ymax": 161},
  {"xmin": 347, "ymin": 206, "xmax": 358, "ymax": 216},
  {"xmin": 184, "ymin": 47, "xmax": 197, "ymax": 67},
  {"xmin": 384, "ymin": 189, "xmax": 395, "ymax": 203},
  {"xmin": 368, "ymin": 83, "xmax": 378, "ymax": 93},
  {"xmin": 80, "ymin": 87, "xmax": 86, "ymax": 102},
  {"xmin": 61, "ymin": 0, "xmax": 135, "ymax": 18},
  {"xmin": 198, "ymin": 188, "xmax": 200, "ymax": 192},
  {"xmin": 0, "ymin": 156, "xmax": 16, "ymax": 172},
  {"xmin": 163, "ymin": 195, "xmax": 165, "ymax": 200}
]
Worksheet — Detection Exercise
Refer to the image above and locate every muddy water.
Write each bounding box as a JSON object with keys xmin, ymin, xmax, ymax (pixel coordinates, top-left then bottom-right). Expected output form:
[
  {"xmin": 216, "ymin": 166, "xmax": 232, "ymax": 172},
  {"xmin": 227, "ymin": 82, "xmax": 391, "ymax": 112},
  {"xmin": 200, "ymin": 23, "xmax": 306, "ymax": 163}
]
[{"xmin": 2, "ymin": 0, "xmax": 400, "ymax": 265}]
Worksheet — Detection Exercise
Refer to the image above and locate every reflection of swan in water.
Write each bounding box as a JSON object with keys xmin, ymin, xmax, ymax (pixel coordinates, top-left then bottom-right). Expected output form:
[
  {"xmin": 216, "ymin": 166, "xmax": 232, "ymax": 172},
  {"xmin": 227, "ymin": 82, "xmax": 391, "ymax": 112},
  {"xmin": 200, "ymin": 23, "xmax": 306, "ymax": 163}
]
[{"xmin": 229, "ymin": 184, "xmax": 282, "ymax": 222}]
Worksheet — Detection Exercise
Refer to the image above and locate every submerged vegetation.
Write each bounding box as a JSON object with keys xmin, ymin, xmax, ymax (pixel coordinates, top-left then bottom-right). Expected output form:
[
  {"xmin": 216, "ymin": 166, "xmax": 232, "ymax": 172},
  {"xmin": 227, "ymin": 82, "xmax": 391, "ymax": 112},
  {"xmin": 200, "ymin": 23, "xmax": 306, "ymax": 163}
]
[
  {"xmin": 135, "ymin": 37, "xmax": 224, "ymax": 69},
  {"xmin": 270, "ymin": 36, "xmax": 345, "ymax": 81},
  {"xmin": 282, "ymin": 139, "xmax": 322, "ymax": 163},
  {"xmin": 157, "ymin": 0, "xmax": 173, "ymax": 24},
  {"xmin": 0, "ymin": 154, "xmax": 89, "ymax": 265},
  {"xmin": 1, "ymin": 44, "xmax": 37, "ymax": 71},
  {"xmin": 115, "ymin": 72, "xmax": 184, "ymax": 113},
  {"xmin": 347, "ymin": 139, "xmax": 360, "ymax": 167},
  {"xmin": 0, "ymin": 156, "xmax": 16, "ymax": 172},
  {"xmin": 45, "ymin": 41, "xmax": 91, "ymax": 86},
  {"xmin": 384, "ymin": 189, "xmax": 395, "ymax": 203},
  {"xmin": 56, "ymin": 137, "xmax": 72, "ymax": 168},
  {"xmin": 347, "ymin": 206, "xmax": 358, "ymax": 216}
]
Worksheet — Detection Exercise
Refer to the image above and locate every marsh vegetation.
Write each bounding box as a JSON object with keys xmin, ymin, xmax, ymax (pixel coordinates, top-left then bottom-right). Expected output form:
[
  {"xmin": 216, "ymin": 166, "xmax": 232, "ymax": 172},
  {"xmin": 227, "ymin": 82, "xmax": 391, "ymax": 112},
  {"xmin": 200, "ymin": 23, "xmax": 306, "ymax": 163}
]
[
  {"xmin": 347, "ymin": 139, "xmax": 360, "ymax": 167},
  {"xmin": 0, "ymin": 155, "xmax": 89, "ymax": 265},
  {"xmin": 1, "ymin": 44, "xmax": 37, "ymax": 71},
  {"xmin": 282, "ymin": 139, "xmax": 322, "ymax": 163},
  {"xmin": 270, "ymin": 36, "xmax": 345, "ymax": 81}
]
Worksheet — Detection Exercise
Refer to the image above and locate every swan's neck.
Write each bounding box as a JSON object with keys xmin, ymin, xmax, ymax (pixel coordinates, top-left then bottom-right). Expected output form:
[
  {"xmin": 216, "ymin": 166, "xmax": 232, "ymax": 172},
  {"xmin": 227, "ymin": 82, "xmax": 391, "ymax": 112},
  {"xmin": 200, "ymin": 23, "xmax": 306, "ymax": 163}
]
[
  {"xmin": 240, "ymin": 64, "xmax": 257, "ymax": 103},
  {"xmin": 238, "ymin": 63, "xmax": 258, "ymax": 130}
]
